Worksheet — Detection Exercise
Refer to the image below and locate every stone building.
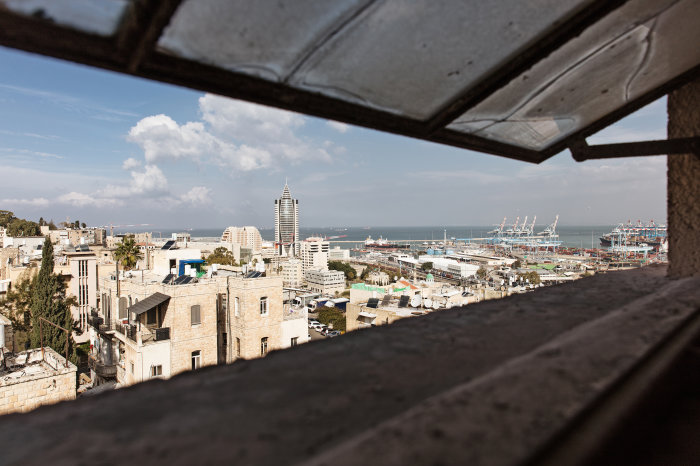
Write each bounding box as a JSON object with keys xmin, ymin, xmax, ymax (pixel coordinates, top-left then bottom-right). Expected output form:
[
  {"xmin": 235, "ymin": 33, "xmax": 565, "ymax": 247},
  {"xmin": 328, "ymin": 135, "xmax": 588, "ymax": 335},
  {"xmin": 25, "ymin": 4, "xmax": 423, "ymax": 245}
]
[
  {"xmin": 0, "ymin": 347, "xmax": 76, "ymax": 415},
  {"xmin": 90, "ymin": 270, "xmax": 307, "ymax": 386}
]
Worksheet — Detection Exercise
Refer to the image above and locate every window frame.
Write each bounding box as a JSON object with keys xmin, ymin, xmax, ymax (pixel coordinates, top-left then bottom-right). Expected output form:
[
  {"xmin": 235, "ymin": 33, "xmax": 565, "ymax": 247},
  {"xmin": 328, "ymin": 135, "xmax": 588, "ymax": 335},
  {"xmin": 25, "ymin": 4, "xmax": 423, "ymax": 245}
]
[
  {"xmin": 150, "ymin": 365, "xmax": 163, "ymax": 377},
  {"xmin": 261, "ymin": 337, "xmax": 268, "ymax": 356},
  {"xmin": 260, "ymin": 297, "xmax": 268, "ymax": 316},
  {"xmin": 190, "ymin": 304, "xmax": 201, "ymax": 326},
  {"xmin": 191, "ymin": 350, "xmax": 202, "ymax": 370}
]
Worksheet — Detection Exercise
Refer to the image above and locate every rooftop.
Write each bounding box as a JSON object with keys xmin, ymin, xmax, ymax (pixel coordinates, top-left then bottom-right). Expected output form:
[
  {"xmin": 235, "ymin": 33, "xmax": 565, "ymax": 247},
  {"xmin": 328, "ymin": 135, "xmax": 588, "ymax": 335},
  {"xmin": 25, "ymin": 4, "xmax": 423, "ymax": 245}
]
[{"xmin": 2, "ymin": 266, "xmax": 699, "ymax": 464}]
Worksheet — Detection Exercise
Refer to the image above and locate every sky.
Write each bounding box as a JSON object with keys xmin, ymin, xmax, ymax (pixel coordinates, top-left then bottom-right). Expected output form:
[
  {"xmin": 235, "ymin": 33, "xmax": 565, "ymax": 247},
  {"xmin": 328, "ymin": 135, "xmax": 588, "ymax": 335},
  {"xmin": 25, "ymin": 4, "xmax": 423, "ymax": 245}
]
[{"xmin": 0, "ymin": 46, "xmax": 668, "ymax": 229}]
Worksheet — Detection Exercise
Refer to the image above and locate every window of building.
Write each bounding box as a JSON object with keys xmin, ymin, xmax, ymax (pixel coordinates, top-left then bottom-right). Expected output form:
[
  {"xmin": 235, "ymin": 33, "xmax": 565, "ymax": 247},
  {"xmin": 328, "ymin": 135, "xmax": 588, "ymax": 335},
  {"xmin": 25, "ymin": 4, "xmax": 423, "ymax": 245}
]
[
  {"xmin": 150, "ymin": 365, "xmax": 162, "ymax": 377},
  {"xmin": 235, "ymin": 297, "xmax": 240, "ymax": 317},
  {"xmin": 260, "ymin": 297, "xmax": 268, "ymax": 316},
  {"xmin": 236, "ymin": 337, "xmax": 241, "ymax": 357},
  {"xmin": 261, "ymin": 337, "xmax": 268, "ymax": 356},
  {"xmin": 191, "ymin": 350, "xmax": 201, "ymax": 370},
  {"xmin": 118, "ymin": 297, "xmax": 127, "ymax": 320},
  {"xmin": 291, "ymin": 337, "xmax": 298, "ymax": 347},
  {"xmin": 191, "ymin": 304, "xmax": 201, "ymax": 325},
  {"xmin": 146, "ymin": 306, "xmax": 157, "ymax": 325},
  {"xmin": 130, "ymin": 361, "xmax": 134, "ymax": 374}
]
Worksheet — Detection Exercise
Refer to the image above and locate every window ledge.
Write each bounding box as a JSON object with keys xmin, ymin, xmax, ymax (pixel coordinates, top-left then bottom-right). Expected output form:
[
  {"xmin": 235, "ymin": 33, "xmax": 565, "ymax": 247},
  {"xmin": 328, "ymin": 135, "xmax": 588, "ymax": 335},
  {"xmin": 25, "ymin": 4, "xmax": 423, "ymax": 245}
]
[{"xmin": 1, "ymin": 265, "xmax": 699, "ymax": 465}]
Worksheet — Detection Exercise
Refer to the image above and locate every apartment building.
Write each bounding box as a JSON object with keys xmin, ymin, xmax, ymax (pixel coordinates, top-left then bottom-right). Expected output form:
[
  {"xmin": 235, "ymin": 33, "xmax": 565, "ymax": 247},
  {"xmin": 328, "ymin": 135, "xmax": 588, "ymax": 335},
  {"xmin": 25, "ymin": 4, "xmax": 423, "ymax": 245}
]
[
  {"xmin": 221, "ymin": 226, "xmax": 263, "ymax": 252},
  {"xmin": 280, "ymin": 259, "xmax": 303, "ymax": 288},
  {"xmin": 300, "ymin": 237, "xmax": 329, "ymax": 273},
  {"xmin": 90, "ymin": 269, "xmax": 307, "ymax": 386},
  {"xmin": 62, "ymin": 249, "xmax": 98, "ymax": 343},
  {"xmin": 304, "ymin": 269, "xmax": 345, "ymax": 295}
]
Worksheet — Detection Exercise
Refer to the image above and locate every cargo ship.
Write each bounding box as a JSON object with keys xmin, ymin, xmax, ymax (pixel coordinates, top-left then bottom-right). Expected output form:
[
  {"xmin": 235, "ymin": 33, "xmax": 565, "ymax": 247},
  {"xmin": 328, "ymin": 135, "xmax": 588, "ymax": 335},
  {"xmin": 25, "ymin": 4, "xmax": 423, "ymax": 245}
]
[
  {"xmin": 364, "ymin": 236, "xmax": 411, "ymax": 251},
  {"xmin": 600, "ymin": 221, "xmax": 667, "ymax": 250}
]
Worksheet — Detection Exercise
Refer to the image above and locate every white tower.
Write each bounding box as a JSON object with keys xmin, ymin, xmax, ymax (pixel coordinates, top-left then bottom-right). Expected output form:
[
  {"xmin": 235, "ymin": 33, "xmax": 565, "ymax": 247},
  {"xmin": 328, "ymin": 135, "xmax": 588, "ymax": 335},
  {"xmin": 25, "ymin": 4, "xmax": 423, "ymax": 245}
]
[{"xmin": 274, "ymin": 183, "xmax": 299, "ymax": 257}]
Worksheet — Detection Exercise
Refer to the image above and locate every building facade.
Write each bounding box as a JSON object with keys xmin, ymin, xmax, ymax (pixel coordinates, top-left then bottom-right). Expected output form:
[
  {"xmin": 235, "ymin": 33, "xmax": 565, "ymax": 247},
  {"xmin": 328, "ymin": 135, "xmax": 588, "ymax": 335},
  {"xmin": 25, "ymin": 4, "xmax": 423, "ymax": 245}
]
[
  {"xmin": 274, "ymin": 183, "xmax": 299, "ymax": 257},
  {"xmin": 304, "ymin": 269, "xmax": 345, "ymax": 295},
  {"xmin": 221, "ymin": 226, "xmax": 263, "ymax": 252},
  {"xmin": 90, "ymin": 272, "xmax": 307, "ymax": 386},
  {"xmin": 300, "ymin": 237, "xmax": 329, "ymax": 273},
  {"xmin": 280, "ymin": 259, "xmax": 303, "ymax": 288}
]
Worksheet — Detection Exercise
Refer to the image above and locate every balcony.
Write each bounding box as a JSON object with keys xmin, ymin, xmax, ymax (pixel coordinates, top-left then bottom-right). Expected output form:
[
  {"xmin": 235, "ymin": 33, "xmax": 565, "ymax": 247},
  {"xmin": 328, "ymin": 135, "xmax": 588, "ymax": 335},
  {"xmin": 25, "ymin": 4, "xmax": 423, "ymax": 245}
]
[{"xmin": 88, "ymin": 355, "xmax": 117, "ymax": 379}]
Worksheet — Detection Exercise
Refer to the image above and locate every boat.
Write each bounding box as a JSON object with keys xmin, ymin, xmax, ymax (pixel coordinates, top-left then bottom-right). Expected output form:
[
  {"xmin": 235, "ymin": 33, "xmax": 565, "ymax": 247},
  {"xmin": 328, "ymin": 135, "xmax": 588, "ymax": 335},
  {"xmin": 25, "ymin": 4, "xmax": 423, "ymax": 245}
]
[
  {"xmin": 600, "ymin": 220, "xmax": 667, "ymax": 250},
  {"xmin": 364, "ymin": 236, "xmax": 411, "ymax": 251}
]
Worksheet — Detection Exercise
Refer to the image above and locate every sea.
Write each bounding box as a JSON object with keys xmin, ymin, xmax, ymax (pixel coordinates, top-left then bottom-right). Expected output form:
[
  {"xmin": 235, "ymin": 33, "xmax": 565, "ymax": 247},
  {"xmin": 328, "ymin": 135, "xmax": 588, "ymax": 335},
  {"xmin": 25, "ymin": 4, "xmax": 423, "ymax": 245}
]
[{"xmin": 117, "ymin": 226, "xmax": 616, "ymax": 249}]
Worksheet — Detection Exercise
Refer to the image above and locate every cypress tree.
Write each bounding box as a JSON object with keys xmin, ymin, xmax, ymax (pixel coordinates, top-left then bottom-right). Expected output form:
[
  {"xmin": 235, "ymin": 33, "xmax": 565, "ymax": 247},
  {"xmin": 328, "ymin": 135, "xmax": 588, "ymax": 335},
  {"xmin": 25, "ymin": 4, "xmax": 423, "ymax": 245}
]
[{"xmin": 29, "ymin": 237, "xmax": 74, "ymax": 357}]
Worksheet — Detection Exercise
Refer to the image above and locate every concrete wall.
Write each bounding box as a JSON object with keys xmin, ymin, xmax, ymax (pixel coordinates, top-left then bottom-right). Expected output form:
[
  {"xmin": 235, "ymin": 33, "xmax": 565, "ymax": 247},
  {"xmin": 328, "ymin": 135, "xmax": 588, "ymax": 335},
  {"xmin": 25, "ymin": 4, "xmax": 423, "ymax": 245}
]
[
  {"xmin": 281, "ymin": 316, "xmax": 309, "ymax": 348},
  {"xmin": 668, "ymin": 77, "xmax": 700, "ymax": 277}
]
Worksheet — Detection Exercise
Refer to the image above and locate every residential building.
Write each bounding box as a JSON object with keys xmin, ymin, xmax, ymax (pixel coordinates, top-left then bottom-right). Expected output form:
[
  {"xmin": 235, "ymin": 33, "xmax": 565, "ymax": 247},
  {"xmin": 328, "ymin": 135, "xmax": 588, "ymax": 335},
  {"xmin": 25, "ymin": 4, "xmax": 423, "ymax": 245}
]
[
  {"xmin": 0, "ymin": 347, "xmax": 76, "ymax": 415},
  {"xmin": 273, "ymin": 183, "xmax": 299, "ymax": 257},
  {"xmin": 0, "ymin": 313, "xmax": 10, "ymax": 350},
  {"xmin": 300, "ymin": 237, "xmax": 329, "ymax": 273},
  {"xmin": 221, "ymin": 226, "xmax": 263, "ymax": 252},
  {"xmin": 304, "ymin": 269, "xmax": 345, "ymax": 295},
  {"xmin": 49, "ymin": 228, "xmax": 106, "ymax": 247},
  {"xmin": 280, "ymin": 259, "xmax": 303, "ymax": 288},
  {"xmin": 90, "ymin": 270, "xmax": 306, "ymax": 386},
  {"xmin": 63, "ymin": 249, "xmax": 98, "ymax": 343},
  {"xmin": 328, "ymin": 246, "xmax": 350, "ymax": 261}
]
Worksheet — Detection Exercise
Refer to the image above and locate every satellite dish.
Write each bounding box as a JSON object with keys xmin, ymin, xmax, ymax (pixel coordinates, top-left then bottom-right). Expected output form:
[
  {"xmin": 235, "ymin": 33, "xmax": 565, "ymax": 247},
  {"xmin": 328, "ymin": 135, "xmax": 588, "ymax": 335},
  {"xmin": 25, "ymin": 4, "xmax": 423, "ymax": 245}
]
[
  {"xmin": 410, "ymin": 296, "xmax": 421, "ymax": 308},
  {"xmin": 432, "ymin": 301, "xmax": 440, "ymax": 310},
  {"xmin": 423, "ymin": 298, "xmax": 433, "ymax": 308}
]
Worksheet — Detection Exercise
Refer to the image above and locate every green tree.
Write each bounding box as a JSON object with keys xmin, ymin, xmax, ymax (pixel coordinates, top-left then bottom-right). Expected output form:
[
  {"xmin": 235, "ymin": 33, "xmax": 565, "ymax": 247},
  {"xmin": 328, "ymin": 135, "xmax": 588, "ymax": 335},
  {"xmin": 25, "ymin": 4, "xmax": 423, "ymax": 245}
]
[
  {"xmin": 360, "ymin": 266, "xmax": 370, "ymax": 280},
  {"xmin": 0, "ymin": 270, "xmax": 37, "ymax": 332},
  {"xmin": 329, "ymin": 261, "xmax": 356, "ymax": 280},
  {"xmin": 512, "ymin": 259, "xmax": 522, "ymax": 269},
  {"xmin": 6, "ymin": 218, "xmax": 41, "ymax": 237},
  {"xmin": 81, "ymin": 222, "xmax": 86, "ymax": 229},
  {"xmin": 48, "ymin": 219, "xmax": 57, "ymax": 230},
  {"xmin": 206, "ymin": 247, "xmax": 235, "ymax": 266},
  {"xmin": 476, "ymin": 266, "xmax": 487, "ymax": 279},
  {"xmin": 29, "ymin": 238, "xmax": 75, "ymax": 356},
  {"xmin": 421, "ymin": 262, "xmax": 433, "ymax": 272},
  {"xmin": 317, "ymin": 306, "xmax": 346, "ymax": 332},
  {"xmin": 114, "ymin": 236, "xmax": 143, "ymax": 270},
  {"xmin": 0, "ymin": 210, "xmax": 14, "ymax": 227}
]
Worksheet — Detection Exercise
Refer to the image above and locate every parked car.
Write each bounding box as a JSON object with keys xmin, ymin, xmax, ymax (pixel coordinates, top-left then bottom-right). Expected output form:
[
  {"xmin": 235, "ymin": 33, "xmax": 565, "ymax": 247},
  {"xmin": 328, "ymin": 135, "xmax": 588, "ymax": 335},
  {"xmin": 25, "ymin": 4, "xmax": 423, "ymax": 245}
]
[
  {"xmin": 327, "ymin": 330, "xmax": 341, "ymax": 338},
  {"xmin": 308, "ymin": 319, "xmax": 319, "ymax": 328},
  {"xmin": 311, "ymin": 322, "xmax": 324, "ymax": 330}
]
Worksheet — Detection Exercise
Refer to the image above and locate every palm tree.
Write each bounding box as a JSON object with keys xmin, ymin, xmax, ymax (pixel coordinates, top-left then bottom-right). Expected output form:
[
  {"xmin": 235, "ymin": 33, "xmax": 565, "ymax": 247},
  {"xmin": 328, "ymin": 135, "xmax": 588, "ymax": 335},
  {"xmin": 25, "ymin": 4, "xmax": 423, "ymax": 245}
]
[{"xmin": 114, "ymin": 236, "xmax": 143, "ymax": 270}]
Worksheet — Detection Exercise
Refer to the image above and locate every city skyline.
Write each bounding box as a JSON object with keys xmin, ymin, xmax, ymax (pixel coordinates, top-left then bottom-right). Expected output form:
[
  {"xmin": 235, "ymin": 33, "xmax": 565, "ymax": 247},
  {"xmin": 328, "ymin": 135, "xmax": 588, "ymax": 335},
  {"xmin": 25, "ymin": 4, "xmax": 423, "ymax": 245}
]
[{"xmin": 0, "ymin": 46, "xmax": 667, "ymax": 228}]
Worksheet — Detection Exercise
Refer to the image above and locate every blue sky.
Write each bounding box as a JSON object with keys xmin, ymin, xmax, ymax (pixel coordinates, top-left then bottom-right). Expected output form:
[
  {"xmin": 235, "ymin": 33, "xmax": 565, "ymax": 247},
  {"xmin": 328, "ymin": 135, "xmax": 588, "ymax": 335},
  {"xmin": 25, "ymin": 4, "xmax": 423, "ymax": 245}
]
[{"xmin": 0, "ymin": 46, "xmax": 668, "ymax": 229}]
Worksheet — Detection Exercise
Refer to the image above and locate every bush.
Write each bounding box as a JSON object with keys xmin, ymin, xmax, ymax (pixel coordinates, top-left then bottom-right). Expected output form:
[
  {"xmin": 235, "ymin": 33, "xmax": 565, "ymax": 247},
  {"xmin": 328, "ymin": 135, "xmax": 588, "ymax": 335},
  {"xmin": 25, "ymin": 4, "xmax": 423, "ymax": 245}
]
[
  {"xmin": 329, "ymin": 261, "xmax": 356, "ymax": 281},
  {"xmin": 317, "ymin": 306, "xmax": 346, "ymax": 332}
]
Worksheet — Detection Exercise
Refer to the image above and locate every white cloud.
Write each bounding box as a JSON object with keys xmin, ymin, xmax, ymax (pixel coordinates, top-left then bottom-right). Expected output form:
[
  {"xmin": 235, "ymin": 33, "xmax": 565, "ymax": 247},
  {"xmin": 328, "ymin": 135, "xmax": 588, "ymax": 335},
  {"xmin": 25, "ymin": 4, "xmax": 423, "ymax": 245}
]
[
  {"xmin": 126, "ymin": 94, "xmax": 334, "ymax": 173},
  {"xmin": 0, "ymin": 197, "xmax": 50, "ymax": 207},
  {"xmin": 122, "ymin": 157, "xmax": 142, "ymax": 170},
  {"xmin": 326, "ymin": 121, "xmax": 349, "ymax": 133},
  {"xmin": 98, "ymin": 165, "xmax": 169, "ymax": 199},
  {"xmin": 57, "ymin": 192, "xmax": 122, "ymax": 208},
  {"xmin": 179, "ymin": 186, "xmax": 211, "ymax": 205},
  {"xmin": 0, "ymin": 148, "xmax": 63, "ymax": 159}
]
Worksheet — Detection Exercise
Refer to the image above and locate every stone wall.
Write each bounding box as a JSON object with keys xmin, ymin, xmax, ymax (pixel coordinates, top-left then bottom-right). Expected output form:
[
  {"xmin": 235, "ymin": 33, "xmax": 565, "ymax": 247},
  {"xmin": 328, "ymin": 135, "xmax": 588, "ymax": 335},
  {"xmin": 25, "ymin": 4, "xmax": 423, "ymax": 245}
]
[
  {"xmin": 0, "ymin": 348, "xmax": 76, "ymax": 415},
  {"xmin": 668, "ymin": 77, "xmax": 700, "ymax": 277},
  {"xmin": 231, "ymin": 276, "xmax": 284, "ymax": 359}
]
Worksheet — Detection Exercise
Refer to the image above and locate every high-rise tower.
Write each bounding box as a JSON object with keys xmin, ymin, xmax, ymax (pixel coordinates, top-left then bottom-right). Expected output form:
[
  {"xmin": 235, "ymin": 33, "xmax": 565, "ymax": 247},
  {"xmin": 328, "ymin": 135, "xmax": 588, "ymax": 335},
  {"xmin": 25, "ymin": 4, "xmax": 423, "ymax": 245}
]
[{"xmin": 274, "ymin": 183, "xmax": 299, "ymax": 257}]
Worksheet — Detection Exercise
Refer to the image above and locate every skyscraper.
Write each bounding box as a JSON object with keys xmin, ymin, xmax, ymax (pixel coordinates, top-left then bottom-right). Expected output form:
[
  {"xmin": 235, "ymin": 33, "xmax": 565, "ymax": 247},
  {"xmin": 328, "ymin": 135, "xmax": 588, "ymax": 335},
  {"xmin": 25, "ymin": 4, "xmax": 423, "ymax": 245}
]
[{"xmin": 274, "ymin": 183, "xmax": 299, "ymax": 257}]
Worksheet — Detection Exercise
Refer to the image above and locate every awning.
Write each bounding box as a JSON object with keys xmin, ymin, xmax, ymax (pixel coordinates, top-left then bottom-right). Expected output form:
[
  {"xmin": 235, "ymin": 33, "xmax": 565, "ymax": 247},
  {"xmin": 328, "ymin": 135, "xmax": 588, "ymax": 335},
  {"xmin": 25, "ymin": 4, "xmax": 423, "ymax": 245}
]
[
  {"xmin": 358, "ymin": 311, "xmax": 377, "ymax": 319},
  {"xmin": 128, "ymin": 292, "xmax": 170, "ymax": 316}
]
